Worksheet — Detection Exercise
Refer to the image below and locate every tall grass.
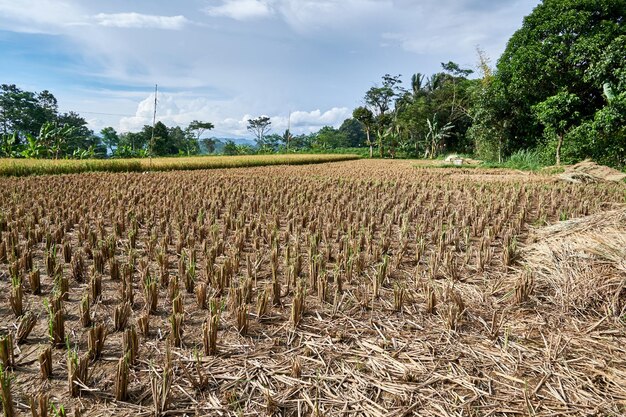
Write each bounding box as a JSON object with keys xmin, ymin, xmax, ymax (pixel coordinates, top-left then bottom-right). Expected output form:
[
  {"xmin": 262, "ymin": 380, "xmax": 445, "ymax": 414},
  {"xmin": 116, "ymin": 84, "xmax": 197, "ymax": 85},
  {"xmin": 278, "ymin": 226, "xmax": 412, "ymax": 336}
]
[
  {"xmin": 0, "ymin": 154, "xmax": 359, "ymax": 177},
  {"xmin": 483, "ymin": 150, "xmax": 549, "ymax": 171}
]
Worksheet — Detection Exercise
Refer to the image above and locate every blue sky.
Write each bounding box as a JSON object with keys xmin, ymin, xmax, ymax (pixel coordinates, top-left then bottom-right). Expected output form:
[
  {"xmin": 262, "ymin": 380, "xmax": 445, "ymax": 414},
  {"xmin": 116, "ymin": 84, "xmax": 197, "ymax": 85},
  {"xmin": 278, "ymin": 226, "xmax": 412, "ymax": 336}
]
[{"xmin": 0, "ymin": 0, "xmax": 540, "ymax": 138}]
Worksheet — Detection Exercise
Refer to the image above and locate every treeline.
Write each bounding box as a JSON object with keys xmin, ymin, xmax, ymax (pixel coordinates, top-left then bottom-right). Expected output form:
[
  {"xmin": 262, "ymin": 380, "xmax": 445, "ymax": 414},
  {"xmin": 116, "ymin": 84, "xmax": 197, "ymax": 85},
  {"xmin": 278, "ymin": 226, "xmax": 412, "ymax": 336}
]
[
  {"xmin": 0, "ymin": 86, "xmax": 369, "ymax": 158},
  {"xmin": 350, "ymin": 0, "xmax": 625, "ymax": 168},
  {"xmin": 0, "ymin": 85, "xmax": 103, "ymax": 158},
  {"xmin": 0, "ymin": 86, "xmax": 216, "ymax": 159},
  {"xmin": 1, "ymin": 0, "xmax": 624, "ymax": 167}
]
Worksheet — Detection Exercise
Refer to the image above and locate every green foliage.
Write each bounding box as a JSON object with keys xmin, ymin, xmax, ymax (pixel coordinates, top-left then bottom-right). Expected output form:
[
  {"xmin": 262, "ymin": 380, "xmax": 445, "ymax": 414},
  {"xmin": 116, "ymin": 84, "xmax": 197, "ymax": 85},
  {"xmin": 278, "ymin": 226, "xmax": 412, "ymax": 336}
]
[
  {"xmin": 339, "ymin": 118, "xmax": 367, "ymax": 147},
  {"xmin": 186, "ymin": 120, "xmax": 214, "ymax": 156},
  {"xmin": 247, "ymin": 116, "xmax": 272, "ymax": 147},
  {"xmin": 0, "ymin": 133, "xmax": 19, "ymax": 158},
  {"xmin": 0, "ymin": 85, "xmax": 100, "ymax": 159},
  {"xmin": 311, "ymin": 126, "xmax": 347, "ymax": 150},
  {"xmin": 357, "ymin": 65, "xmax": 476, "ymax": 159},
  {"xmin": 352, "ymin": 107, "xmax": 375, "ymax": 157},
  {"xmin": 497, "ymin": 149, "xmax": 550, "ymax": 171},
  {"xmin": 200, "ymin": 137, "xmax": 217, "ymax": 154},
  {"xmin": 100, "ymin": 127, "xmax": 119, "ymax": 155},
  {"xmin": 222, "ymin": 140, "xmax": 239, "ymax": 156},
  {"xmin": 533, "ymin": 91, "xmax": 581, "ymax": 165},
  {"xmin": 471, "ymin": 0, "xmax": 626, "ymax": 164}
]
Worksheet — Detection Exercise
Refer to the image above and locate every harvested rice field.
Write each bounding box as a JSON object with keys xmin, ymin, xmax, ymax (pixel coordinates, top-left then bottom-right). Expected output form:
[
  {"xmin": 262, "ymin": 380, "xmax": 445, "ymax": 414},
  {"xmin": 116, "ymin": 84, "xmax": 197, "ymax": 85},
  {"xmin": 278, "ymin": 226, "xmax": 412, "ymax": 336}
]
[{"xmin": 0, "ymin": 159, "xmax": 625, "ymax": 416}]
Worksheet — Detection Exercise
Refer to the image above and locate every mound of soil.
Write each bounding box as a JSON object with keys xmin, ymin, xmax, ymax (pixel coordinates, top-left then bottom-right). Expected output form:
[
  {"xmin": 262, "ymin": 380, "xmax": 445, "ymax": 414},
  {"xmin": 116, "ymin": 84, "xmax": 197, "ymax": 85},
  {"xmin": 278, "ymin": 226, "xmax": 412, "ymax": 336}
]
[{"xmin": 559, "ymin": 160, "xmax": 626, "ymax": 183}]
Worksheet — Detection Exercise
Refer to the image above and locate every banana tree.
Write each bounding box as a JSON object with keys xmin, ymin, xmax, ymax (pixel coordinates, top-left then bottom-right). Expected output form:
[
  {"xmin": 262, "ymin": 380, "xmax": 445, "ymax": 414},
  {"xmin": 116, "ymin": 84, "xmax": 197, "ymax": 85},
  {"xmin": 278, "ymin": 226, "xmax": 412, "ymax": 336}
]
[
  {"xmin": 38, "ymin": 122, "xmax": 76, "ymax": 159},
  {"xmin": 425, "ymin": 115, "xmax": 454, "ymax": 158},
  {"xmin": 20, "ymin": 133, "xmax": 45, "ymax": 158},
  {"xmin": 0, "ymin": 132, "xmax": 20, "ymax": 157}
]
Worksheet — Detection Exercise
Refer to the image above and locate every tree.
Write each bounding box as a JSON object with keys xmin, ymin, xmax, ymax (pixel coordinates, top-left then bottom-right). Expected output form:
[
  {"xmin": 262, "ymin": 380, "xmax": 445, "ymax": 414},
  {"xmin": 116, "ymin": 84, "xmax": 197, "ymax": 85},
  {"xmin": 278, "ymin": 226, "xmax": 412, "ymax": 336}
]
[
  {"xmin": 100, "ymin": 127, "xmax": 119, "ymax": 155},
  {"xmin": 247, "ymin": 116, "xmax": 272, "ymax": 146},
  {"xmin": 364, "ymin": 74, "xmax": 405, "ymax": 157},
  {"xmin": 338, "ymin": 118, "xmax": 366, "ymax": 147},
  {"xmin": 143, "ymin": 122, "xmax": 173, "ymax": 156},
  {"xmin": 186, "ymin": 120, "xmax": 214, "ymax": 156},
  {"xmin": 56, "ymin": 111, "xmax": 96, "ymax": 155},
  {"xmin": 37, "ymin": 121, "xmax": 76, "ymax": 159},
  {"xmin": 258, "ymin": 133, "xmax": 282, "ymax": 153},
  {"xmin": 118, "ymin": 131, "xmax": 147, "ymax": 155},
  {"xmin": 201, "ymin": 137, "xmax": 217, "ymax": 154},
  {"xmin": 352, "ymin": 107, "xmax": 375, "ymax": 157},
  {"xmin": 35, "ymin": 90, "xmax": 58, "ymax": 127},
  {"xmin": 0, "ymin": 132, "xmax": 19, "ymax": 157},
  {"xmin": 312, "ymin": 126, "xmax": 346, "ymax": 150},
  {"xmin": 425, "ymin": 115, "xmax": 454, "ymax": 159},
  {"xmin": 492, "ymin": 0, "xmax": 625, "ymax": 156},
  {"xmin": 282, "ymin": 129, "xmax": 293, "ymax": 150},
  {"xmin": 168, "ymin": 125, "xmax": 198, "ymax": 155},
  {"xmin": 0, "ymin": 84, "xmax": 41, "ymax": 137},
  {"xmin": 533, "ymin": 91, "xmax": 581, "ymax": 165},
  {"xmin": 223, "ymin": 140, "xmax": 238, "ymax": 156}
]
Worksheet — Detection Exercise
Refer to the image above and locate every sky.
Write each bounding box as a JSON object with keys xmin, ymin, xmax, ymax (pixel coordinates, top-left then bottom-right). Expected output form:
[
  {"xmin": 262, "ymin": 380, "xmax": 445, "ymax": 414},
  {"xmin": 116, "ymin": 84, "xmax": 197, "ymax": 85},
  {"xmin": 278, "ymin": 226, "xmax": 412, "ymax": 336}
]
[{"xmin": 0, "ymin": 0, "xmax": 540, "ymax": 138}]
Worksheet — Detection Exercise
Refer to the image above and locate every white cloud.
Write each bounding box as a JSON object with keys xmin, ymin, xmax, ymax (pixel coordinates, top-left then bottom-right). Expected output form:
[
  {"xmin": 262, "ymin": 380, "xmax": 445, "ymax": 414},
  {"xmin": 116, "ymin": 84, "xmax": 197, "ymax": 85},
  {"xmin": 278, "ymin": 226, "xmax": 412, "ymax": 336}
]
[
  {"xmin": 276, "ymin": 0, "xmax": 391, "ymax": 33},
  {"xmin": 116, "ymin": 92, "xmax": 349, "ymax": 137},
  {"xmin": 93, "ymin": 13, "xmax": 190, "ymax": 30},
  {"xmin": 288, "ymin": 108, "xmax": 351, "ymax": 128},
  {"xmin": 204, "ymin": 0, "xmax": 273, "ymax": 21},
  {"xmin": 0, "ymin": 0, "xmax": 84, "ymax": 33}
]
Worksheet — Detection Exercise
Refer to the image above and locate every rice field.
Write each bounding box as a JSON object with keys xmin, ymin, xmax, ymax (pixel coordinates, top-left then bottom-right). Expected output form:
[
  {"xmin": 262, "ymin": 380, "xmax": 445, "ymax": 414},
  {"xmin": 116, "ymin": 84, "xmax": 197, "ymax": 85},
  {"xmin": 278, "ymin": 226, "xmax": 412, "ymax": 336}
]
[
  {"xmin": 0, "ymin": 154, "xmax": 359, "ymax": 177},
  {"xmin": 0, "ymin": 159, "xmax": 624, "ymax": 416}
]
